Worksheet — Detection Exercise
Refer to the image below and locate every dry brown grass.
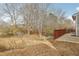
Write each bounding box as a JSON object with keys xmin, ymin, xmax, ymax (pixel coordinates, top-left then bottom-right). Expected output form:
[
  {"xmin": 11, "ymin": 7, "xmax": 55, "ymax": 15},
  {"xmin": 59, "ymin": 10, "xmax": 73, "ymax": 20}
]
[
  {"xmin": 0, "ymin": 43, "xmax": 59, "ymax": 56},
  {"xmin": 0, "ymin": 34, "xmax": 43, "ymax": 50},
  {"xmin": 0, "ymin": 34, "xmax": 79, "ymax": 56},
  {"xmin": 0, "ymin": 34, "xmax": 59, "ymax": 56},
  {"xmin": 50, "ymin": 40, "xmax": 79, "ymax": 56}
]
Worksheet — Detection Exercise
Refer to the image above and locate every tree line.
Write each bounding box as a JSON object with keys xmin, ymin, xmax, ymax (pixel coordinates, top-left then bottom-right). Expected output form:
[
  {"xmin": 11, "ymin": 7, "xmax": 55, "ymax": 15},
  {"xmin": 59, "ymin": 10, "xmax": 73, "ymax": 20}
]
[{"xmin": 0, "ymin": 3, "xmax": 73, "ymax": 37}]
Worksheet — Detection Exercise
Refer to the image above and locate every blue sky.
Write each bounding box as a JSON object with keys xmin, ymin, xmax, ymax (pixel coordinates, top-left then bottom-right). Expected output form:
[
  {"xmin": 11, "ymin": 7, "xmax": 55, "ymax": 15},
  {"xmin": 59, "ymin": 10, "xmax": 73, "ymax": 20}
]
[{"xmin": 49, "ymin": 3, "xmax": 79, "ymax": 19}]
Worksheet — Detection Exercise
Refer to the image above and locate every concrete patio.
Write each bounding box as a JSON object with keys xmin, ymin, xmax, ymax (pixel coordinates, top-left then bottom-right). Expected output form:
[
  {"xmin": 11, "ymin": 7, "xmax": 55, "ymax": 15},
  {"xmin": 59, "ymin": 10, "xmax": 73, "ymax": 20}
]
[{"xmin": 56, "ymin": 33, "xmax": 79, "ymax": 43}]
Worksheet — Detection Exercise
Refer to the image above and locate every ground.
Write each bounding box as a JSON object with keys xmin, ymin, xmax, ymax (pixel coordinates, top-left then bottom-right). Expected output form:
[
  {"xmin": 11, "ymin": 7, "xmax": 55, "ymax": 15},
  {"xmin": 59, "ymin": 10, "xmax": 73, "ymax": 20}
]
[
  {"xmin": 0, "ymin": 33, "xmax": 79, "ymax": 56},
  {"xmin": 50, "ymin": 33, "xmax": 79, "ymax": 56}
]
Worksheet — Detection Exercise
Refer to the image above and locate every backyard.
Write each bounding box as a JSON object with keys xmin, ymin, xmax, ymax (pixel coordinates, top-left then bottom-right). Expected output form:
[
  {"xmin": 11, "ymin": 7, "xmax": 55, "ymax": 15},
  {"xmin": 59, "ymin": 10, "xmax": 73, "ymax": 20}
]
[
  {"xmin": 0, "ymin": 3, "xmax": 78, "ymax": 56},
  {"xmin": 0, "ymin": 33, "xmax": 78, "ymax": 56}
]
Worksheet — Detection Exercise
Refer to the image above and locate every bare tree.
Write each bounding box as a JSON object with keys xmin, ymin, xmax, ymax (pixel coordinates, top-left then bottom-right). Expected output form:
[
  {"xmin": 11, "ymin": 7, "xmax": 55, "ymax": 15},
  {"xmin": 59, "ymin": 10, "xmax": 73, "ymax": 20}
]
[
  {"xmin": 20, "ymin": 4, "xmax": 35, "ymax": 35},
  {"xmin": 2, "ymin": 3, "xmax": 21, "ymax": 34},
  {"xmin": 21, "ymin": 3, "xmax": 50, "ymax": 37},
  {"xmin": 64, "ymin": 19, "xmax": 73, "ymax": 29},
  {"xmin": 51, "ymin": 8, "xmax": 66, "ymax": 29},
  {"xmin": 36, "ymin": 4, "xmax": 49, "ymax": 37}
]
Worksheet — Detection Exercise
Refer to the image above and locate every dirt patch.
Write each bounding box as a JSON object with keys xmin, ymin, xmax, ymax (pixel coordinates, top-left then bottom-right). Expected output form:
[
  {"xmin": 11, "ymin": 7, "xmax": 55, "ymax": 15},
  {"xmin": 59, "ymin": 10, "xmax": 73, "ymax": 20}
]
[
  {"xmin": 0, "ymin": 43, "xmax": 59, "ymax": 56},
  {"xmin": 50, "ymin": 40, "xmax": 79, "ymax": 56}
]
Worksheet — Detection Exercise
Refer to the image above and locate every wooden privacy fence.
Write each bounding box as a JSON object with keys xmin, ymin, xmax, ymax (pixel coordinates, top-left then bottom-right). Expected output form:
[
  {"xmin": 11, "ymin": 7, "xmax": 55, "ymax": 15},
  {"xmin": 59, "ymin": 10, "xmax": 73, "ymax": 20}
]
[{"xmin": 53, "ymin": 29, "xmax": 66, "ymax": 39}]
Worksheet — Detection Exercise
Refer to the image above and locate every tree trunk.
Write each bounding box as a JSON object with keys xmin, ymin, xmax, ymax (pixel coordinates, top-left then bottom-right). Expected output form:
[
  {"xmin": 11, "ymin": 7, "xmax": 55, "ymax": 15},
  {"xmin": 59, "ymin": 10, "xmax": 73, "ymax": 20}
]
[{"xmin": 27, "ymin": 30, "xmax": 30, "ymax": 35}]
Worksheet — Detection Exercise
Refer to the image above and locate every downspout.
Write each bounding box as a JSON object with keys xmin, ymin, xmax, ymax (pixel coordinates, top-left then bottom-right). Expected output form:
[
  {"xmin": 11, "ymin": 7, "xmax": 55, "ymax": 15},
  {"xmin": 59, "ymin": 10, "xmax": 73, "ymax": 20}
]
[{"xmin": 76, "ymin": 15, "xmax": 78, "ymax": 36}]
